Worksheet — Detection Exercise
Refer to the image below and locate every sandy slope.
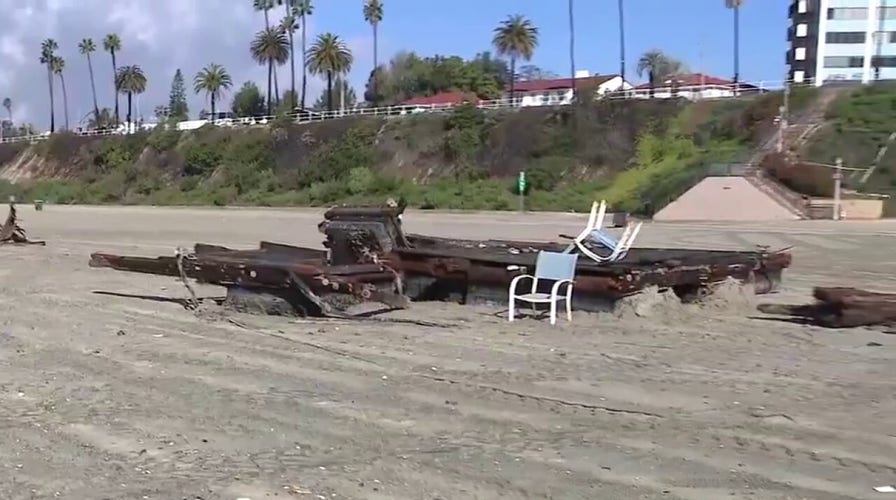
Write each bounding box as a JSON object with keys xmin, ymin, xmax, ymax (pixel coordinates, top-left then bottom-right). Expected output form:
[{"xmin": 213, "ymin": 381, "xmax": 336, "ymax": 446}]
[{"xmin": 0, "ymin": 206, "xmax": 894, "ymax": 499}]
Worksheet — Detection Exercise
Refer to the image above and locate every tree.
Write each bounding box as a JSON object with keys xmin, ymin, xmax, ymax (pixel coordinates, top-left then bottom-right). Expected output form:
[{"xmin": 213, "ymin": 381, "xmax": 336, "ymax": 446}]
[
  {"xmin": 168, "ymin": 69, "xmax": 189, "ymax": 120},
  {"xmin": 279, "ymin": 11, "xmax": 299, "ymax": 108},
  {"xmin": 231, "ymin": 81, "xmax": 266, "ymax": 117},
  {"xmin": 88, "ymin": 108, "xmax": 114, "ymax": 129},
  {"xmin": 251, "ymin": 26, "xmax": 290, "ymax": 114},
  {"xmin": 253, "ymin": 0, "xmax": 274, "ymax": 27},
  {"xmin": 2, "ymin": 98, "xmax": 10, "ymax": 122},
  {"xmin": 194, "ymin": 63, "xmax": 233, "ymax": 119},
  {"xmin": 313, "ymin": 77, "xmax": 356, "ymax": 111},
  {"xmin": 294, "ymin": 0, "xmax": 313, "ymax": 109},
  {"xmin": 363, "ymin": 0, "xmax": 384, "ymax": 106},
  {"xmin": 51, "ymin": 56, "xmax": 70, "ymax": 130},
  {"xmin": 492, "ymin": 15, "xmax": 539, "ymax": 105},
  {"xmin": 39, "ymin": 39, "xmax": 57, "ymax": 133},
  {"xmin": 637, "ymin": 49, "xmax": 683, "ymax": 97},
  {"xmin": 116, "ymin": 65, "xmax": 147, "ymax": 130},
  {"xmin": 726, "ymin": 0, "xmax": 744, "ymax": 89},
  {"xmin": 306, "ymin": 33, "xmax": 353, "ymax": 112},
  {"xmin": 78, "ymin": 38, "xmax": 101, "ymax": 122},
  {"xmin": 618, "ymin": 0, "xmax": 626, "ymax": 83},
  {"xmin": 568, "ymin": 0, "xmax": 576, "ymax": 93},
  {"xmin": 518, "ymin": 65, "xmax": 558, "ymax": 81},
  {"xmin": 103, "ymin": 34, "xmax": 122, "ymax": 124}
]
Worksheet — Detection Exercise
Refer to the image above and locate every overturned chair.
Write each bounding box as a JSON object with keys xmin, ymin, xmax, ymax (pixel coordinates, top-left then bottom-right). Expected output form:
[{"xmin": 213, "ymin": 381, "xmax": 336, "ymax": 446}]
[{"xmin": 564, "ymin": 200, "xmax": 641, "ymax": 264}]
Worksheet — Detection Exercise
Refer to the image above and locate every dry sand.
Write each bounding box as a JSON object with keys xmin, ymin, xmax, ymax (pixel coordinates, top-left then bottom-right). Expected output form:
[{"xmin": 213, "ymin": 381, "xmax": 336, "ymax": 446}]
[{"xmin": 1, "ymin": 205, "xmax": 895, "ymax": 500}]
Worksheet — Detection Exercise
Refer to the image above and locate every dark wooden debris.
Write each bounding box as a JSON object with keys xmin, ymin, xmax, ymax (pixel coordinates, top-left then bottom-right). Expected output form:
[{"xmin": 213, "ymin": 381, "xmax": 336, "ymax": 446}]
[
  {"xmin": 89, "ymin": 205, "xmax": 792, "ymax": 317},
  {"xmin": 758, "ymin": 287, "xmax": 896, "ymax": 328},
  {"xmin": 0, "ymin": 202, "xmax": 45, "ymax": 246}
]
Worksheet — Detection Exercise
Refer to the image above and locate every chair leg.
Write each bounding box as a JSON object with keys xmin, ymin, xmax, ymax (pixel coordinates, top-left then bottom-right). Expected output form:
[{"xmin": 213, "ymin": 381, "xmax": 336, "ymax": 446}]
[
  {"xmin": 549, "ymin": 300, "xmax": 558, "ymax": 325},
  {"xmin": 565, "ymin": 298, "xmax": 572, "ymax": 322},
  {"xmin": 508, "ymin": 295, "xmax": 515, "ymax": 322}
]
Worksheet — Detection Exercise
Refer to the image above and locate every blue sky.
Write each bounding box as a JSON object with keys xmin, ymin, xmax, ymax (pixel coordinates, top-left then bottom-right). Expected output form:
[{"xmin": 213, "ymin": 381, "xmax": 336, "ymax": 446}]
[{"xmin": 319, "ymin": 0, "xmax": 789, "ymax": 87}]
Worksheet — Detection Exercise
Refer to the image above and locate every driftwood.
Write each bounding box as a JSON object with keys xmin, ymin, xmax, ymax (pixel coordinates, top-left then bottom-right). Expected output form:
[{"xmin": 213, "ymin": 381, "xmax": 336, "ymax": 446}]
[
  {"xmin": 0, "ymin": 202, "xmax": 45, "ymax": 245},
  {"xmin": 758, "ymin": 287, "xmax": 896, "ymax": 328}
]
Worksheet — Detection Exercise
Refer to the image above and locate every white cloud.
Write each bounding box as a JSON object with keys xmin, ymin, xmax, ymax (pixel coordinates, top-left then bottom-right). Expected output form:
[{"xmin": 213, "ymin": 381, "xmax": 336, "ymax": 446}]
[{"xmin": 0, "ymin": 0, "xmax": 369, "ymax": 130}]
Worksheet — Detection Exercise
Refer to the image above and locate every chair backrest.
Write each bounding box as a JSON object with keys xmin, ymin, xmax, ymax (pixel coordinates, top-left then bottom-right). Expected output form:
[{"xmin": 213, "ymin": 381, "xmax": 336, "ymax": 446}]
[{"xmin": 534, "ymin": 251, "xmax": 578, "ymax": 281}]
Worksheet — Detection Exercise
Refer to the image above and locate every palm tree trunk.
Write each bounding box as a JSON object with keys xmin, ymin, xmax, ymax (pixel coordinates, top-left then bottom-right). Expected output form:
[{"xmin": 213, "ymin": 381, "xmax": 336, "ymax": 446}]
[
  {"xmin": 618, "ymin": 0, "xmax": 626, "ymax": 90},
  {"xmin": 87, "ymin": 53, "xmax": 100, "ymax": 121},
  {"xmin": 327, "ymin": 71, "xmax": 333, "ymax": 112},
  {"xmin": 211, "ymin": 93, "xmax": 216, "ymax": 120},
  {"xmin": 648, "ymin": 70, "xmax": 655, "ymax": 99},
  {"xmin": 274, "ymin": 70, "xmax": 280, "ymax": 105},
  {"xmin": 509, "ymin": 57, "xmax": 516, "ymax": 106},
  {"xmin": 267, "ymin": 61, "xmax": 273, "ymax": 115},
  {"xmin": 568, "ymin": 0, "xmax": 575, "ymax": 99},
  {"xmin": 127, "ymin": 92, "xmax": 133, "ymax": 133},
  {"xmin": 289, "ymin": 29, "xmax": 296, "ymax": 108},
  {"xmin": 60, "ymin": 74, "xmax": 70, "ymax": 130},
  {"xmin": 733, "ymin": 5, "xmax": 740, "ymax": 93},
  {"xmin": 372, "ymin": 24, "xmax": 379, "ymax": 105},
  {"xmin": 46, "ymin": 66, "xmax": 55, "ymax": 133},
  {"xmin": 300, "ymin": 15, "xmax": 308, "ymax": 110},
  {"xmin": 111, "ymin": 50, "xmax": 119, "ymax": 124}
]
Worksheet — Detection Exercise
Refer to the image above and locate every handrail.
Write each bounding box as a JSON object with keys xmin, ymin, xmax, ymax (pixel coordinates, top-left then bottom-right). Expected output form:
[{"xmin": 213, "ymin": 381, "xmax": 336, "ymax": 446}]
[{"xmin": 0, "ymin": 77, "xmax": 795, "ymax": 146}]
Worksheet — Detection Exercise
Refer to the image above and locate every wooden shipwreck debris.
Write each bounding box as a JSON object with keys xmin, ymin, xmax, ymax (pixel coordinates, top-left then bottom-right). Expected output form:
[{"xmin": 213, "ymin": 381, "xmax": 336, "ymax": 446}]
[
  {"xmin": 0, "ymin": 202, "xmax": 45, "ymax": 246},
  {"xmin": 89, "ymin": 205, "xmax": 793, "ymax": 317},
  {"xmin": 758, "ymin": 287, "xmax": 896, "ymax": 328}
]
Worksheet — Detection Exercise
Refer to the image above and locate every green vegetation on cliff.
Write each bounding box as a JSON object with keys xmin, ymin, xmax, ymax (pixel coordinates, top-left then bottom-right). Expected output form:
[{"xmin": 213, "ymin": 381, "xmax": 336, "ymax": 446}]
[{"xmin": 0, "ymin": 91, "xmax": 808, "ymax": 213}]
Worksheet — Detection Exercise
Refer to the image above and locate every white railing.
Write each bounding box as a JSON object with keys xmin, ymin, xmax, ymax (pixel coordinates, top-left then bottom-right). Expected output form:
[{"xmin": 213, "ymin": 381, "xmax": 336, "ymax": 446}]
[{"xmin": 0, "ymin": 78, "xmax": 794, "ymax": 145}]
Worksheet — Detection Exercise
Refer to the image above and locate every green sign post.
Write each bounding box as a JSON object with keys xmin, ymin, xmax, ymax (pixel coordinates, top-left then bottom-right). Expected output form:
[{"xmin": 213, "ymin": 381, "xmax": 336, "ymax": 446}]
[{"xmin": 517, "ymin": 171, "xmax": 526, "ymax": 213}]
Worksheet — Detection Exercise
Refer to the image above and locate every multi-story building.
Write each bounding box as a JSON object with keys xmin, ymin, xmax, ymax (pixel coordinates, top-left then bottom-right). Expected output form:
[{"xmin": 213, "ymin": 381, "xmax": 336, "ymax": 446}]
[{"xmin": 788, "ymin": 0, "xmax": 896, "ymax": 85}]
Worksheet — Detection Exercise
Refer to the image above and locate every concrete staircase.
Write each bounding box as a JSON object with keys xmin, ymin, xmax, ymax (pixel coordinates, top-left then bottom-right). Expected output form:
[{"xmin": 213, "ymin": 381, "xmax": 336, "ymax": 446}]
[{"xmin": 742, "ymin": 86, "xmax": 849, "ymax": 219}]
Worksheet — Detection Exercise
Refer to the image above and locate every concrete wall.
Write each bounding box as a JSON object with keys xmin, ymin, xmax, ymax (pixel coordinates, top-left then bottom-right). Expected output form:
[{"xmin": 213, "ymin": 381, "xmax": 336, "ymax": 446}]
[
  {"xmin": 812, "ymin": 198, "xmax": 886, "ymax": 218},
  {"xmin": 654, "ymin": 177, "xmax": 802, "ymax": 222}
]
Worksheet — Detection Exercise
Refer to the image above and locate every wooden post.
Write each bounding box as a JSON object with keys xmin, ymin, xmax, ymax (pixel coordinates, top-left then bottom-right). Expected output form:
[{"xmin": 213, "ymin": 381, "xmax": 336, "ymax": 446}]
[{"xmin": 833, "ymin": 157, "xmax": 843, "ymax": 221}]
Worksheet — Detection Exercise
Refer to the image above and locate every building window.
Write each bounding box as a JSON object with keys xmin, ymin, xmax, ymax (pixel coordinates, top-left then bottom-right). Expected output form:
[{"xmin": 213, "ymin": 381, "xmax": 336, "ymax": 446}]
[
  {"xmin": 798, "ymin": 0, "xmax": 807, "ymax": 14},
  {"xmin": 880, "ymin": 6, "xmax": 896, "ymax": 19},
  {"xmin": 795, "ymin": 47, "xmax": 807, "ymax": 60},
  {"xmin": 794, "ymin": 70, "xmax": 805, "ymax": 83},
  {"xmin": 796, "ymin": 24, "xmax": 808, "ymax": 37},
  {"xmin": 872, "ymin": 31, "xmax": 896, "ymax": 43},
  {"xmin": 827, "ymin": 7, "xmax": 868, "ymax": 20},
  {"xmin": 824, "ymin": 56, "xmax": 864, "ymax": 68},
  {"xmin": 826, "ymin": 32, "xmax": 866, "ymax": 44},
  {"xmin": 872, "ymin": 56, "xmax": 896, "ymax": 67}
]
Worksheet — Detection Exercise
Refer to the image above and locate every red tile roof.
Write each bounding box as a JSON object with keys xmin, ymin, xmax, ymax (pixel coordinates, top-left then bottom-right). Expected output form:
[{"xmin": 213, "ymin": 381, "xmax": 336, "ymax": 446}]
[
  {"xmin": 634, "ymin": 73, "xmax": 744, "ymax": 89},
  {"xmin": 402, "ymin": 91, "xmax": 482, "ymax": 106},
  {"xmin": 513, "ymin": 75, "xmax": 616, "ymax": 92}
]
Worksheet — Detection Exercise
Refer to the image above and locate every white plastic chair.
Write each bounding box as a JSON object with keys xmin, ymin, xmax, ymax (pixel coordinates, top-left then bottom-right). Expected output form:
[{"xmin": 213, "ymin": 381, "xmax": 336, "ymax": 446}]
[
  {"xmin": 508, "ymin": 251, "xmax": 578, "ymax": 325},
  {"xmin": 565, "ymin": 200, "xmax": 642, "ymax": 264}
]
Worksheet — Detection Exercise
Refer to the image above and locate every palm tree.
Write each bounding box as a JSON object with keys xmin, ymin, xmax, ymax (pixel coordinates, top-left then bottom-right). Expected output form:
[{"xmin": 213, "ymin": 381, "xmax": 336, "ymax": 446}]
[
  {"xmin": 280, "ymin": 10, "xmax": 299, "ymax": 108},
  {"xmin": 2, "ymin": 98, "xmax": 11, "ymax": 122},
  {"xmin": 492, "ymin": 15, "xmax": 539, "ymax": 105},
  {"xmin": 726, "ymin": 0, "xmax": 744, "ymax": 91},
  {"xmin": 250, "ymin": 26, "xmax": 290, "ymax": 114},
  {"xmin": 78, "ymin": 38, "xmax": 101, "ymax": 122},
  {"xmin": 618, "ymin": 0, "xmax": 626, "ymax": 84},
  {"xmin": 40, "ymin": 39, "xmax": 58, "ymax": 133},
  {"xmin": 637, "ymin": 49, "xmax": 683, "ymax": 98},
  {"xmin": 253, "ymin": 0, "xmax": 274, "ymax": 27},
  {"xmin": 294, "ymin": 0, "xmax": 313, "ymax": 109},
  {"xmin": 194, "ymin": 63, "xmax": 233, "ymax": 120},
  {"xmin": 51, "ymin": 56, "xmax": 70, "ymax": 130},
  {"xmin": 568, "ymin": 0, "xmax": 575, "ymax": 94},
  {"xmin": 363, "ymin": 0, "xmax": 384, "ymax": 105},
  {"xmin": 306, "ymin": 33, "xmax": 353, "ymax": 112},
  {"xmin": 115, "ymin": 65, "xmax": 147, "ymax": 132},
  {"xmin": 103, "ymin": 34, "xmax": 122, "ymax": 124}
]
